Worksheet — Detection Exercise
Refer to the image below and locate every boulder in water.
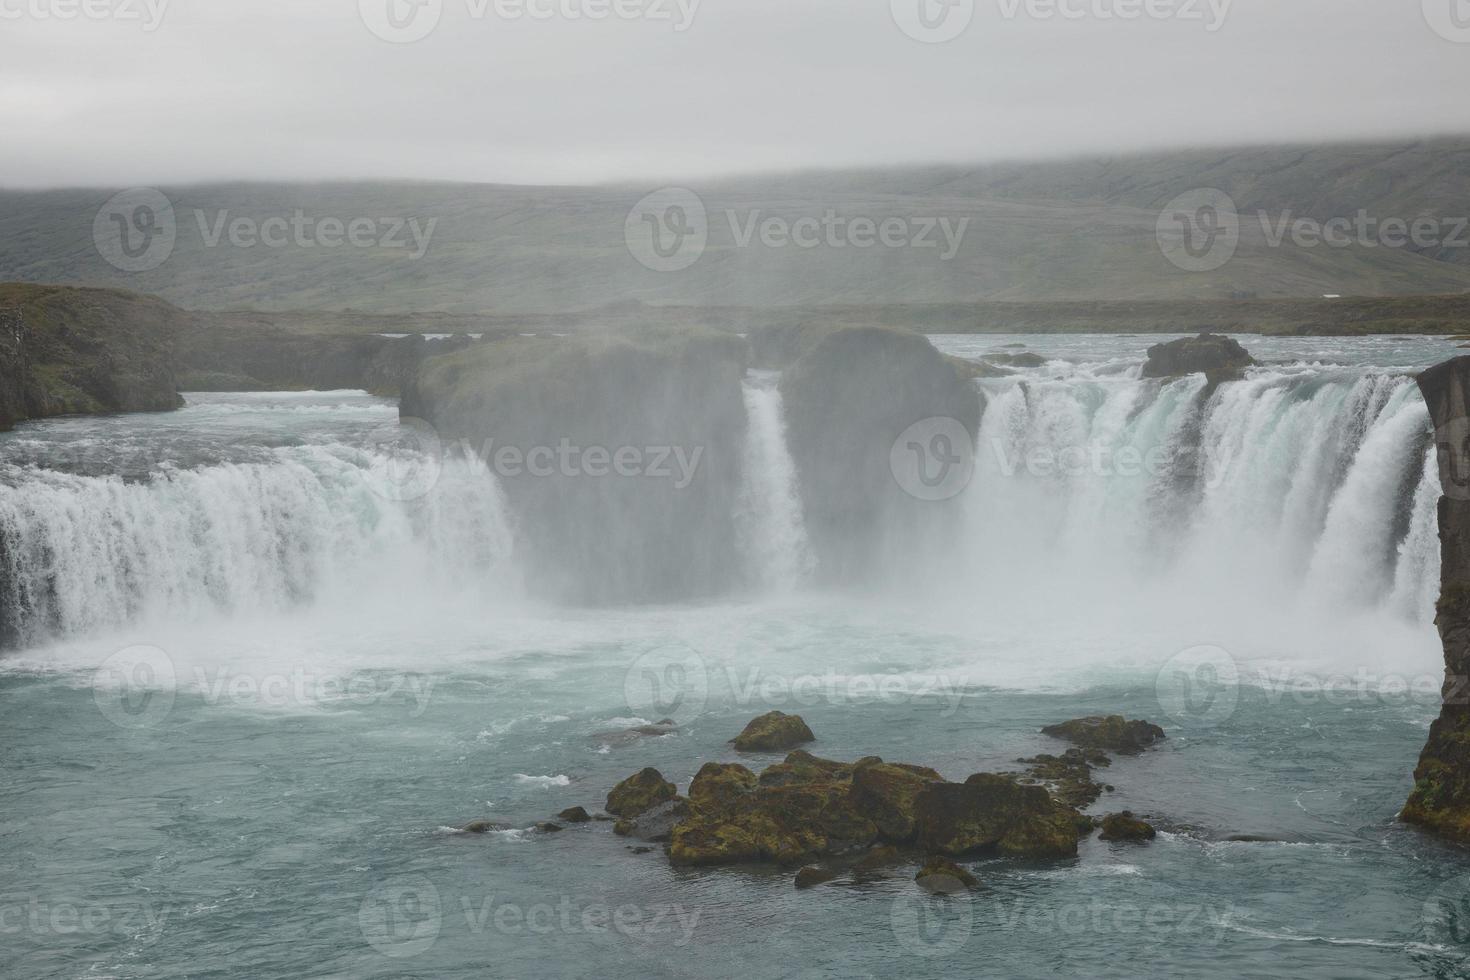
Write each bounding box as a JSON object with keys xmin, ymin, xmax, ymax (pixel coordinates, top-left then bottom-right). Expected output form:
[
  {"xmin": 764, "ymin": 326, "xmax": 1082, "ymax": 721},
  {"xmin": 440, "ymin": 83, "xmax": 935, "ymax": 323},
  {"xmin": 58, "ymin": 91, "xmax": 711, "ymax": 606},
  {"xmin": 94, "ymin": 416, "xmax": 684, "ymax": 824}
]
[
  {"xmin": 1141, "ymin": 333, "xmax": 1255, "ymax": 385},
  {"xmin": 1098, "ymin": 811, "xmax": 1157, "ymax": 842},
  {"xmin": 1041, "ymin": 716, "xmax": 1165, "ymax": 754},
  {"xmin": 914, "ymin": 773, "xmax": 1082, "ymax": 859},
  {"xmin": 794, "ymin": 866, "xmax": 839, "ymax": 889},
  {"xmin": 606, "ymin": 768, "xmax": 678, "ymax": 818},
  {"xmin": 459, "ymin": 820, "xmax": 511, "ymax": 834},
  {"xmin": 732, "ymin": 711, "xmax": 816, "ymax": 752},
  {"xmin": 557, "ymin": 806, "xmax": 592, "ymax": 823}
]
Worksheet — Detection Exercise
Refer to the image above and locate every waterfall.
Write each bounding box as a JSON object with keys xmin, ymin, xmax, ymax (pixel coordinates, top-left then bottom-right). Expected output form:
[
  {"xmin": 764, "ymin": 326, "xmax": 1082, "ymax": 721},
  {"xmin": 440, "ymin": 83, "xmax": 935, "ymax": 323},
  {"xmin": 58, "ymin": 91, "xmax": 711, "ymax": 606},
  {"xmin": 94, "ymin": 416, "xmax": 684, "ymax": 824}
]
[
  {"xmin": 734, "ymin": 372, "xmax": 815, "ymax": 593},
  {"xmin": 0, "ymin": 444, "xmax": 517, "ymax": 647},
  {"xmin": 963, "ymin": 369, "xmax": 1439, "ymax": 624}
]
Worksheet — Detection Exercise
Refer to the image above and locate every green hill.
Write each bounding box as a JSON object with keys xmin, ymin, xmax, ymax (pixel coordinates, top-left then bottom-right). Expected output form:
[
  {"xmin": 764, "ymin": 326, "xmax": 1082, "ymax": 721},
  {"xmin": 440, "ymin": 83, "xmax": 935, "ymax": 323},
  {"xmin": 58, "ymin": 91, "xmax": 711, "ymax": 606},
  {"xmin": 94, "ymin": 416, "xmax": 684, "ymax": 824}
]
[{"xmin": 3, "ymin": 139, "xmax": 1470, "ymax": 314}]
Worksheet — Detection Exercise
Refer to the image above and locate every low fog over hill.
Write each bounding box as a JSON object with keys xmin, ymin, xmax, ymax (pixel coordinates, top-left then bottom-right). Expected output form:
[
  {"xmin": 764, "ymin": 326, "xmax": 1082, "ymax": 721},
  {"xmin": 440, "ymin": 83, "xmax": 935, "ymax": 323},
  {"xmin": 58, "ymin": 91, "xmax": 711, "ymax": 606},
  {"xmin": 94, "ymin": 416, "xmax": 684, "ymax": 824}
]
[{"xmin": 4, "ymin": 139, "xmax": 1470, "ymax": 314}]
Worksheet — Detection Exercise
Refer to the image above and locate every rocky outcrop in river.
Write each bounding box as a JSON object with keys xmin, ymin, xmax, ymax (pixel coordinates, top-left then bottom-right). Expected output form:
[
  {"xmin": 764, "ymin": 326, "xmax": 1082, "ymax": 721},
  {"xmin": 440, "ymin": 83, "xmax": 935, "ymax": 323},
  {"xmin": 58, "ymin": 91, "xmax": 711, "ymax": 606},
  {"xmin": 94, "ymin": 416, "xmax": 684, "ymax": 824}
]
[
  {"xmin": 779, "ymin": 325, "xmax": 980, "ymax": 585},
  {"xmin": 402, "ymin": 327, "xmax": 750, "ymax": 603}
]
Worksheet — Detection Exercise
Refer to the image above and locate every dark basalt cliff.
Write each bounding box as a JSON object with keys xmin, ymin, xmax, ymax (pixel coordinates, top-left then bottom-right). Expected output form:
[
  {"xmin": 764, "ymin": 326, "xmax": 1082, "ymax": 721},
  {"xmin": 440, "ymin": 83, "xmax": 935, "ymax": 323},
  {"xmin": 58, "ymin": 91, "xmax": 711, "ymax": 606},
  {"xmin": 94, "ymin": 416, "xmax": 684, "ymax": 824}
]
[
  {"xmin": 402, "ymin": 327, "xmax": 750, "ymax": 604},
  {"xmin": 779, "ymin": 325, "xmax": 980, "ymax": 586},
  {"xmin": 1404, "ymin": 356, "xmax": 1470, "ymax": 838}
]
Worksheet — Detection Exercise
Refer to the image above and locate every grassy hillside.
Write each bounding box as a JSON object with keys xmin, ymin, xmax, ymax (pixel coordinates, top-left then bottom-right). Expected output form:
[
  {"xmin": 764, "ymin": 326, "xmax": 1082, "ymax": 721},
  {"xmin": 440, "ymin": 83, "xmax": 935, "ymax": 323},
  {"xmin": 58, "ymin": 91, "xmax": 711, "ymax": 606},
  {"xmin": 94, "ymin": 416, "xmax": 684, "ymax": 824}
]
[{"xmin": 4, "ymin": 139, "xmax": 1470, "ymax": 314}]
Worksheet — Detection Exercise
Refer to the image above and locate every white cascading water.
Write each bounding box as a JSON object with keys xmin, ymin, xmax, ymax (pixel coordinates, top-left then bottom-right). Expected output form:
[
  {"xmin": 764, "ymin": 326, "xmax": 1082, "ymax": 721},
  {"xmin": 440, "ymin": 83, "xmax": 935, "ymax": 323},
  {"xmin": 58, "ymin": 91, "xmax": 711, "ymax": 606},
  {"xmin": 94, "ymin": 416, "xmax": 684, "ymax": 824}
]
[
  {"xmin": 734, "ymin": 371, "xmax": 816, "ymax": 593},
  {"xmin": 0, "ymin": 444, "xmax": 517, "ymax": 647},
  {"xmin": 964, "ymin": 368, "xmax": 1440, "ymax": 627}
]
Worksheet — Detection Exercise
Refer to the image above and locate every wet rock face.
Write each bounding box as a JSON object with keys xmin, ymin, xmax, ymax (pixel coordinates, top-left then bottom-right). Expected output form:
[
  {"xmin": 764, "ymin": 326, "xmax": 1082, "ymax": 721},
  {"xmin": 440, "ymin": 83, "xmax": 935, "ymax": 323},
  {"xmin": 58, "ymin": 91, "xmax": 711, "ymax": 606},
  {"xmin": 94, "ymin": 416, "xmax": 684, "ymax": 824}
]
[
  {"xmin": 689, "ymin": 763, "xmax": 758, "ymax": 808},
  {"xmin": 613, "ymin": 798, "xmax": 689, "ymax": 841},
  {"xmin": 1098, "ymin": 811, "xmax": 1156, "ymax": 842},
  {"xmin": 1404, "ymin": 356, "xmax": 1470, "ymax": 839},
  {"xmin": 731, "ymin": 711, "xmax": 816, "ymax": 753},
  {"xmin": 1141, "ymin": 333, "xmax": 1255, "ymax": 386},
  {"xmin": 1041, "ymin": 716, "xmax": 1166, "ymax": 755},
  {"xmin": 779, "ymin": 326, "xmax": 980, "ymax": 585},
  {"xmin": 914, "ymin": 773, "xmax": 1081, "ymax": 859},
  {"xmin": 606, "ymin": 768, "xmax": 678, "ymax": 818}
]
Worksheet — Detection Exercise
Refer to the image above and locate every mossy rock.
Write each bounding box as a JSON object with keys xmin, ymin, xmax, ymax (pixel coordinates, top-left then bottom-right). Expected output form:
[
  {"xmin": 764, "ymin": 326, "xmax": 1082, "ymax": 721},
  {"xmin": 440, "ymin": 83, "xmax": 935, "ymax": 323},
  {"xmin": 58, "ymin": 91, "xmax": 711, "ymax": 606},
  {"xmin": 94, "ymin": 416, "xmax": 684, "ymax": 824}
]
[
  {"xmin": 1098, "ymin": 812, "xmax": 1156, "ymax": 842},
  {"xmin": 606, "ymin": 768, "xmax": 677, "ymax": 818},
  {"xmin": 732, "ymin": 711, "xmax": 816, "ymax": 752},
  {"xmin": 1018, "ymin": 748, "xmax": 1111, "ymax": 808},
  {"xmin": 689, "ymin": 762, "xmax": 758, "ymax": 808},
  {"xmin": 1041, "ymin": 716, "xmax": 1165, "ymax": 755},
  {"xmin": 670, "ymin": 782, "xmax": 878, "ymax": 867},
  {"xmin": 557, "ymin": 806, "xmax": 592, "ymax": 823},
  {"xmin": 758, "ymin": 750, "xmax": 852, "ymax": 787},
  {"xmin": 915, "ymin": 773, "xmax": 1082, "ymax": 859},
  {"xmin": 848, "ymin": 758, "xmax": 943, "ymax": 843},
  {"xmin": 915, "ymin": 859, "xmax": 979, "ymax": 894}
]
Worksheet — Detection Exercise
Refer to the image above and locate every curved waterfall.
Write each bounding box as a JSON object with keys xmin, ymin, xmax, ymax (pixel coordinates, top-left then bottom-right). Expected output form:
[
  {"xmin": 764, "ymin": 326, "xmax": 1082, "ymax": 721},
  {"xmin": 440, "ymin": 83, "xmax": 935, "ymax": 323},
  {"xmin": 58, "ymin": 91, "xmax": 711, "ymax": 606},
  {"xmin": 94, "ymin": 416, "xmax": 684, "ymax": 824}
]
[
  {"xmin": 965, "ymin": 369, "xmax": 1439, "ymax": 623},
  {"xmin": 0, "ymin": 445, "xmax": 517, "ymax": 648},
  {"xmin": 0, "ymin": 364, "xmax": 1444, "ymax": 648}
]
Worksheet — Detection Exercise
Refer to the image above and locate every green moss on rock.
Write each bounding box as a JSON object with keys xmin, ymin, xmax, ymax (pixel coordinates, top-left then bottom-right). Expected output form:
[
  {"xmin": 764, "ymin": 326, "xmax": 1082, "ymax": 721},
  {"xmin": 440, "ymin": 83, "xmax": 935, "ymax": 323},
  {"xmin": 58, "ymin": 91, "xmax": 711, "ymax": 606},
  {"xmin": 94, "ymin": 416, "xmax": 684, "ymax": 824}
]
[
  {"xmin": 731, "ymin": 711, "xmax": 815, "ymax": 753},
  {"xmin": 606, "ymin": 768, "xmax": 677, "ymax": 818},
  {"xmin": 1040, "ymin": 716, "xmax": 1165, "ymax": 755}
]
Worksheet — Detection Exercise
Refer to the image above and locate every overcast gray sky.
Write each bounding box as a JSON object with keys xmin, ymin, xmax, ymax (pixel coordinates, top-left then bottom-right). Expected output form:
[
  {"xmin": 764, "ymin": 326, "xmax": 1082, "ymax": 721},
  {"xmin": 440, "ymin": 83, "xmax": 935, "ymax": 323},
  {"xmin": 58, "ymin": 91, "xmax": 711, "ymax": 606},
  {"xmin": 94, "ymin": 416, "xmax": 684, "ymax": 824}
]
[{"xmin": 1, "ymin": 0, "xmax": 1467, "ymax": 188}]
